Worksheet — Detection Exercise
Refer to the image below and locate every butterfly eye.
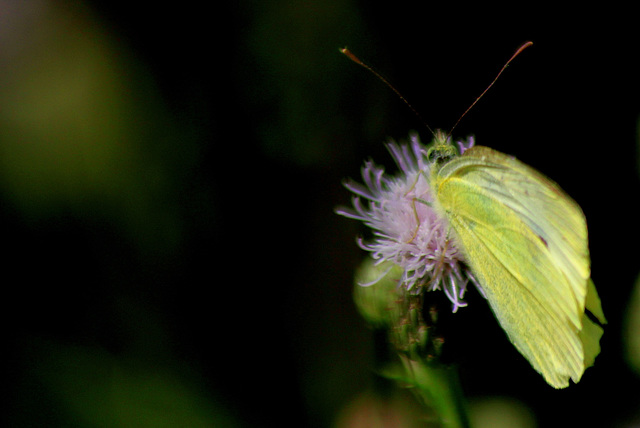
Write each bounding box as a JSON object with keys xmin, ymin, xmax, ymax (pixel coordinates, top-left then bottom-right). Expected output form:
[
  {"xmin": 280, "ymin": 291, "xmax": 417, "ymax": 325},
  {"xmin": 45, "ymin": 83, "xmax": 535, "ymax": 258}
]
[{"xmin": 427, "ymin": 142, "xmax": 457, "ymax": 164}]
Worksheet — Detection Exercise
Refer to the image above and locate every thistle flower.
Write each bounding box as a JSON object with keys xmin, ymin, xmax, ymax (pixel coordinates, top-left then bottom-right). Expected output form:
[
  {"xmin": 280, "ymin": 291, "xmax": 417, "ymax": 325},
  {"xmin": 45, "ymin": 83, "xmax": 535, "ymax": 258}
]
[{"xmin": 336, "ymin": 133, "xmax": 483, "ymax": 312}]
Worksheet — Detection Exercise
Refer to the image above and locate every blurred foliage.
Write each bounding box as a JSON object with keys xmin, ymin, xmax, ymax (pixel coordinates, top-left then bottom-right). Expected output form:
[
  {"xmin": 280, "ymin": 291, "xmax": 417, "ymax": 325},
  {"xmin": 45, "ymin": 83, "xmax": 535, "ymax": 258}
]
[
  {"xmin": 632, "ymin": 117, "xmax": 640, "ymax": 376},
  {"xmin": 0, "ymin": 2, "xmax": 219, "ymax": 426},
  {"xmin": 468, "ymin": 397, "xmax": 536, "ymax": 428},
  {"xmin": 624, "ymin": 274, "xmax": 640, "ymax": 376},
  {"xmin": 333, "ymin": 391, "xmax": 424, "ymax": 428},
  {"xmin": 12, "ymin": 339, "xmax": 238, "ymax": 427},
  {"xmin": 0, "ymin": 1, "xmax": 186, "ymax": 258}
]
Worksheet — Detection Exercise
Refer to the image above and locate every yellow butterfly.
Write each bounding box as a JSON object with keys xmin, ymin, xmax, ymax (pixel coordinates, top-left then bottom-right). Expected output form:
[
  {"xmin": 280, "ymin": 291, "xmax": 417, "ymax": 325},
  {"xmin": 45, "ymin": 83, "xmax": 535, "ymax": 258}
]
[
  {"xmin": 428, "ymin": 131, "xmax": 606, "ymax": 388},
  {"xmin": 340, "ymin": 42, "xmax": 606, "ymax": 388}
]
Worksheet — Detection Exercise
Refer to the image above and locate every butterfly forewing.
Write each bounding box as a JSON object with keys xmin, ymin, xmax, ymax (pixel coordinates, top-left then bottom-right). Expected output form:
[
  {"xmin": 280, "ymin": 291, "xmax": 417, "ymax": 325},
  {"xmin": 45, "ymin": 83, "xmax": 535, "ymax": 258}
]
[{"xmin": 431, "ymin": 145, "xmax": 593, "ymax": 387}]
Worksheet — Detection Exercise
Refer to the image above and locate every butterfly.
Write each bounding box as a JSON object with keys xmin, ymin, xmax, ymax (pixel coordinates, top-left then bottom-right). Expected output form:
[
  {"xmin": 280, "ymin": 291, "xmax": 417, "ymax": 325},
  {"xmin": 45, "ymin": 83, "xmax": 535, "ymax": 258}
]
[
  {"xmin": 341, "ymin": 42, "xmax": 605, "ymax": 388},
  {"xmin": 427, "ymin": 130, "xmax": 606, "ymax": 388}
]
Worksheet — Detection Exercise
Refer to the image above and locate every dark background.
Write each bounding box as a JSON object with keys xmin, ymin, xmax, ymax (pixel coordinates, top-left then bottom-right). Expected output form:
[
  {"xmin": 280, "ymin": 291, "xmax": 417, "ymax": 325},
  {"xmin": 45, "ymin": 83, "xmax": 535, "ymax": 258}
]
[{"xmin": 2, "ymin": 1, "xmax": 639, "ymax": 427}]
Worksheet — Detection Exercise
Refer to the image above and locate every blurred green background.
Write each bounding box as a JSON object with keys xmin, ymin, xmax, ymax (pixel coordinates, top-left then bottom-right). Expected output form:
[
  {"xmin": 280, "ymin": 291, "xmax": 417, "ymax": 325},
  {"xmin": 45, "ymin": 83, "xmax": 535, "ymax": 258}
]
[{"xmin": 1, "ymin": 1, "xmax": 639, "ymax": 427}]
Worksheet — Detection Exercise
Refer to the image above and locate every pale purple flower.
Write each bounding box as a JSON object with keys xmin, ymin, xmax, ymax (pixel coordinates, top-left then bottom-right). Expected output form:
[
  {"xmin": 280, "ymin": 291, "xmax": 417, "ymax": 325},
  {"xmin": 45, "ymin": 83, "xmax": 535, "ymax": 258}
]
[{"xmin": 337, "ymin": 133, "xmax": 483, "ymax": 312}]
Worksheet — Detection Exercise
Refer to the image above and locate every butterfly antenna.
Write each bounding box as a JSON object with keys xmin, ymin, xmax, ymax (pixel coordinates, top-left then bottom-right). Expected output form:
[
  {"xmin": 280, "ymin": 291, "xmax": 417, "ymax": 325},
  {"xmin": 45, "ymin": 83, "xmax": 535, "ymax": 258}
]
[
  {"xmin": 447, "ymin": 41, "xmax": 533, "ymax": 138},
  {"xmin": 341, "ymin": 47, "xmax": 436, "ymax": 137}
]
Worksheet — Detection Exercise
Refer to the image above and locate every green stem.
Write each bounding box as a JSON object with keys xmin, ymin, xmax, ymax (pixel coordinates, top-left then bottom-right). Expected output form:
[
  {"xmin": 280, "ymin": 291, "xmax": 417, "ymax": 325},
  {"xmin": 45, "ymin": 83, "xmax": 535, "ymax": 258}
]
[{"xmin": 398, "ymin": 356, "xmax": 470, "ymax": 428}]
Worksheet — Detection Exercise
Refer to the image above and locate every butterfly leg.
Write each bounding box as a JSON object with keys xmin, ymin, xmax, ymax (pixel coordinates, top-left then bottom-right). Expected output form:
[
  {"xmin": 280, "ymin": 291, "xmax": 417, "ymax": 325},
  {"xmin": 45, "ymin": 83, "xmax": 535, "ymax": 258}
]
[
  {"xmin": 405, "ymin": 171, "xmax": 432, "ymax": 243},
  {"xmin": 407, "ymin": 197, "xmax": 433, "ymax": 243}
]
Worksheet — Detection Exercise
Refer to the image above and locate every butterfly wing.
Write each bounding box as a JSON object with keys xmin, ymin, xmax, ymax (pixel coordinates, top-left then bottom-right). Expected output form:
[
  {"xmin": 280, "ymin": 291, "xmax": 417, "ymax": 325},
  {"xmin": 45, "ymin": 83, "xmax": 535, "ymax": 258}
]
[{"xmin": 432, "ymin": 146, "xmax": 604, "ymax": 388}]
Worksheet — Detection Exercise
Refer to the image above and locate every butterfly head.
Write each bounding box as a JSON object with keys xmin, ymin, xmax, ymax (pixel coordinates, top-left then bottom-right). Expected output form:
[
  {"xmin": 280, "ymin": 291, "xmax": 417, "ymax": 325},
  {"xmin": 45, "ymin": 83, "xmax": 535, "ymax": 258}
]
[{"xmin": 426, "ymin": 130, "xmax": 458, "ymax": 165}]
